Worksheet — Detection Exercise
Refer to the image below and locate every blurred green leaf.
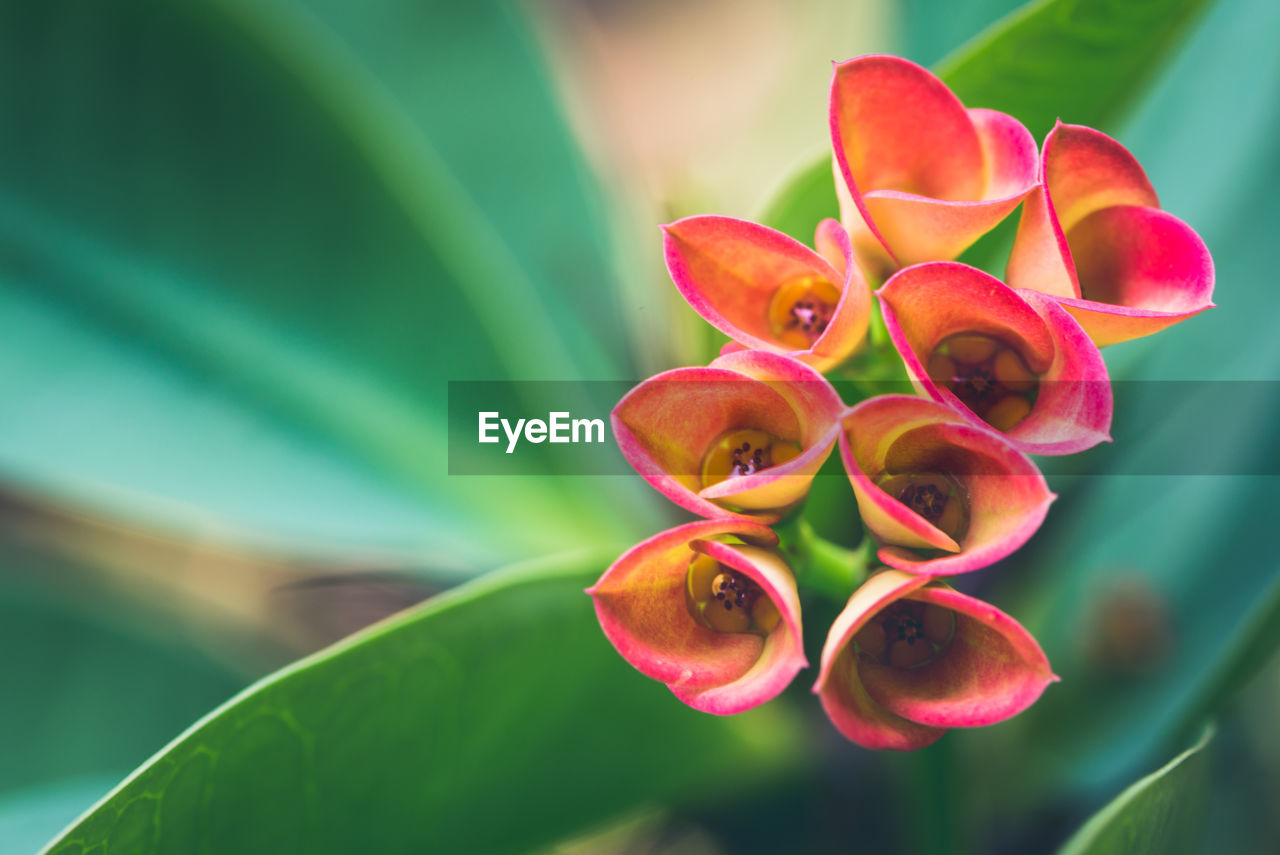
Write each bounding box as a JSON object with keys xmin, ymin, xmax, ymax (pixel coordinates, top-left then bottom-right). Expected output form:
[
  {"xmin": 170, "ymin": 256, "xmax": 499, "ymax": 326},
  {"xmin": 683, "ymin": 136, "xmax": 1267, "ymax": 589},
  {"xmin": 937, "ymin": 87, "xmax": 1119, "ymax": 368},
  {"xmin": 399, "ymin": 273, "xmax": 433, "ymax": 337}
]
[
  {"xmin": 983, "ymin": 0, "xmax": 1280, "ymax": 795},
  {"xmin": 0, "ymin": 536, "xmax": 246, "ymax": 797},
  {"xmin": 757, "ymin": 0, "xmax": 1215, "ymax": 237},
  {"xmin": 1173, "ymin": 573, "xmax": 1280, "ymax": 739},
  {"xmin": 40, "ymin": 550, "xmax": 801, "ymax": 855},
  {"xmin": 757, "ymin": 154, "xmax": 838, "ymax": 244},
  {"xmin": 939, "ymin": 0, "xmax": 1215, "ymax": 141},
  {"xmin": 1056, "ymin": 726, "xmax": 1213, "ymax": 855},
  {"xmin": 0, "ymin": 777, "xmax": 122, "ymax": 855},
  {"xmin": 0, "ymin": 0, "xmax": 655, "ymax": 570}
]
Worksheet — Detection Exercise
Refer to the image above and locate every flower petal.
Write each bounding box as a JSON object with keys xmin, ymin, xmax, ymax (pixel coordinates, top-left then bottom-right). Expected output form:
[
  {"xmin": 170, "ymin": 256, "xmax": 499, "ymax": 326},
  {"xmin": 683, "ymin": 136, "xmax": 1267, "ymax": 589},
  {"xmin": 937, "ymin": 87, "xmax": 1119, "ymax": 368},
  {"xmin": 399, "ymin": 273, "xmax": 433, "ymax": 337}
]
[
  {"xmin": 831, "ymin": 56, "xmax": 985, "ymax": 203},
  {"xmin": 858, "ymin": 585, "xmax": 1056, "ymax": 728},
  {"xmin": 971, "ymin": 108, "xmax": 1040, "ymax": 200},
  {"xmin": 612, "ymin": 351, "xmax": 842, "ymax": 521},
  {"xmin": 813, "ymin": 570, "xmax": 944, "ymax": 750},
  {"xmin": 1040, "ymin": 122, "xmax": 1158, "ymax": 233},
  {"xmin": 1007, "ymin": 122, "xmax": 1212, "ymax": 345},
  {"xmin": 830, "ymin": 57, "xmax": 1036, "ymax": 270},
  {"xmin": 589, "ymin": 521, "xmax": 804, "ymax": 715},
  {"xmin": 663, "ymin": 216, "xmax": 870, "ymax": 370},
  {"xmin": 672, "ymin": 539, "xmax": 807, "ymax": 714},
  {"xmin": 1057, "ymin": 206, "xmax": 1215, "ymax": 346},
  {"xmin": 878, "ymin": 262, "xmax": 1112, "ymax": 455},
  {"xmin": 840, "ymin": 395, "xmax": 1055, "ymax": 576}
]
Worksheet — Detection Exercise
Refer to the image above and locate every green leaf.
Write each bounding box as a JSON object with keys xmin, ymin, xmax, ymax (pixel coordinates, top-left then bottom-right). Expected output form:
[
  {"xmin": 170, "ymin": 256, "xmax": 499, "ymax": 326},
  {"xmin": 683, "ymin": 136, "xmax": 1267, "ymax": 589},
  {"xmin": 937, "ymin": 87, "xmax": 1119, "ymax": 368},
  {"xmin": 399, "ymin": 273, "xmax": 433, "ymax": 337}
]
[
  {"xmin": 938, "ymin": 0, "xmax": 1216, "ymax": 142},
  {"xmin": 0, "ymin": 777, "xmax": 122, "ymax": 855},
  {"xmin": 1055, "ymin": 726, "xmax": 1213, "ymax": 855},
  {"xmin": 757, "ymin": 0, "xmax": 1216, "ymax": 237},
  {"xmin": 757, "ymin": 154, "xmax": 839, "ymax": 244},
  {"xmin": 956, "ymin": 0, "xmax": 1280, "ymax": 804},
  {"xmin": 1173, "ymin": 573, "xmax": 1280, "ymax": 739},
  {"xmin": 40, "ymin": 551, "xmax": 802, "ymax": 855},
  {"xmin": 0, "ymin": 538, "xmax": 246, "ymax": 797},
  {"xmin": 0, "ymin": 0, "xmax": 656, "ymax": 570}
]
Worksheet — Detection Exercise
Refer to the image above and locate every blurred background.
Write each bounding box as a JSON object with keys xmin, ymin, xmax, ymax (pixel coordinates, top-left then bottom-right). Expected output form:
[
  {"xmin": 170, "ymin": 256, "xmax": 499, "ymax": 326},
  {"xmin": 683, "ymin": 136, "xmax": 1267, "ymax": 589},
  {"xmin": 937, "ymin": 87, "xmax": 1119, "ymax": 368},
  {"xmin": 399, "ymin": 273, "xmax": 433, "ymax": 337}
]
[{"xmin": 1, "ymin": 0, "xmax": 1278, "ymax": 852}]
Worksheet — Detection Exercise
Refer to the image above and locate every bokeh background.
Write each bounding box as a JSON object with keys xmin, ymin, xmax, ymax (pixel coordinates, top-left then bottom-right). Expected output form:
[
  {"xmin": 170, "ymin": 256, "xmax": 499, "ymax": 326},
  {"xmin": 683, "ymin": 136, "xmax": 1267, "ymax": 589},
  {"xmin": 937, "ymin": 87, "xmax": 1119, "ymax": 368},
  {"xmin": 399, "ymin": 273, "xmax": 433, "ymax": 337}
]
[{"xmin": 1, "ymin": 0, "xmax": 1278, "ymax": 852}]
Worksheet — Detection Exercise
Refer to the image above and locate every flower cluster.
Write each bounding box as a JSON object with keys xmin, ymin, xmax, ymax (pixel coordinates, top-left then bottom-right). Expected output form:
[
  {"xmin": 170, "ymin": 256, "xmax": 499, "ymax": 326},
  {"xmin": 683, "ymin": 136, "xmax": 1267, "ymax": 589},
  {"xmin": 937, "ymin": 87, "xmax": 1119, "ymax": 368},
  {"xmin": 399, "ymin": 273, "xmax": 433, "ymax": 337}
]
[{"xmin": 588, "ymin": 56, "xmax": 1213, "ymax": 749}]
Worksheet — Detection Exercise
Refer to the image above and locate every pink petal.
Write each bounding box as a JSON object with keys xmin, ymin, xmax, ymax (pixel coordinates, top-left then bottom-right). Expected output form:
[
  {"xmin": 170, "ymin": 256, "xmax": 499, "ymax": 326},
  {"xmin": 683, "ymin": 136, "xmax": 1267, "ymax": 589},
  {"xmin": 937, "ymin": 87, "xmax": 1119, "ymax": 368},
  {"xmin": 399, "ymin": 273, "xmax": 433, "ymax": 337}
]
[
  {"xmin": 1007, "ymin": 122, "xmax": 1212, "ymax": 345},
  {"xmin": 663, "ymin": 216, "xmax": 870, "ymax": 371},
  {"xmin": 588, "ymin": 520, "xmax": 806, "ymax": 715},
  {"xmin": 878, "ymin": 262, "xmax": 1112, "ymax": 455},
  {"xmin": 813, "ymin": 570, "xmax": 945, "ymax": 750},
  {"xmin": 612, "ymin": 351, "xmax": 843, "ymax": 521},
  {"xmin": 830, "ymin": 57, "xmax": 1036, "ymax": 270},
  {"xmin": 1057, "ymin": 206, "xmax": 1215, "ymax": 346},
  {"xmin": 1040, "ymin": 122, "xmax": 1159, "ymax": 233},
  {"xmin": 858, "ymin": 585, "xmax": 1057, "ymax": 728},
  {"xmin": 970, "ymin": 108, "xmax": 1040, "ymax": 200},
  {"xmin": 1007, "ymin": 184, "xmax": 1080, "ymax": 300},
  {"xmin": 840, "ymin": 395, "xmax": 1055, "ymax": 576}
]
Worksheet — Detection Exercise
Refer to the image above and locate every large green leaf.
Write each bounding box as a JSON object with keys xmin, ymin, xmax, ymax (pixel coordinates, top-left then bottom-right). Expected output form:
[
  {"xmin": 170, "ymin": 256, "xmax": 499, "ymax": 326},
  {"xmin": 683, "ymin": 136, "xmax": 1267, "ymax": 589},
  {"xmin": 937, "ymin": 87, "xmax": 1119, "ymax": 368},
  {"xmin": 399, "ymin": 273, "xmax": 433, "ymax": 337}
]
[
  {"xmin": 758, "ymin": 0, "xmax": 1215, "ymax": 236},
  {"xmin": 0, "ymin": 0, "xmax": 655, "ymax": 570},
  {"xmin": 39, "ymin": 550, "xmax": 801, "ymax": 855},
  {"xmin": 1055, "ymin": 727, "xmax": 1213, "ymax": 855},
  {"xmin": 938, "ymin": 0, "xmax": 1215, "ymax": 141}
]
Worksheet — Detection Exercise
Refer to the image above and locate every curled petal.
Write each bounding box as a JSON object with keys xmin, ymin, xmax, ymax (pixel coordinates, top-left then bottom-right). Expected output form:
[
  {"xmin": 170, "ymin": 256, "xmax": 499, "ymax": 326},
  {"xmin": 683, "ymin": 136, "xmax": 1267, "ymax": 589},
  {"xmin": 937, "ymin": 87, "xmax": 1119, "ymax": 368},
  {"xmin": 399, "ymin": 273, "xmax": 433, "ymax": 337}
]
[
  {"xmin": 830, "ymin": 56, "xmax": 1037, "ymax": 271},
  {"xmin": 588, "ymin": 521, "xmax": 806, "ymax": 714},
  {"xmin": 663, "ymin": 215, "xmax": 870, "ymax": 370},
  {"xmin": 1055, "ymin": 206, "xmax": 1216, "ymax": 346},
  {"xmin": 1008, "ymin": 122, "xmax": 1214, "ymax": 345},
  {"xmin": 878, "ymin": 262, "xmax": 1112, "ymax": 455},
  {"xmin": 1039, "ymin": 122, "xmax": 1158, "ymax": 231},
  {"xmin": 840, "ymin": 395, "xmax": 1054, "ymax": 575},
  {"xmin": 814, "ymin": 570, "xmax": 1055, "ymax": 749},
  {"xmin": 612, "ymin": 350, "xmax": 843, "ymax": 522}
]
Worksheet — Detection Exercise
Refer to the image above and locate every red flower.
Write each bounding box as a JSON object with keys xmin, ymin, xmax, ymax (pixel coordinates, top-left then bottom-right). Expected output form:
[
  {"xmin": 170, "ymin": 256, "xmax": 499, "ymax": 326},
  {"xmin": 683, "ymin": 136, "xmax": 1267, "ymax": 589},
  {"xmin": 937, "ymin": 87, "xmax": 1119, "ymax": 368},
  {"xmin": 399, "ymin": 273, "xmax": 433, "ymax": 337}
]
[
  {"xmin": 588, "ymin": 520, "xmax": 806, "ymax": 714},
  {"xmin": 815, "ymin": 570, "xmax": 1056, "ymax": 750},
  {"xmin": 839, "ymin": 395, "xmax": 1053, "ymax": 576},
  {"xmin": 1007, "ymin": 122, "xmax": 1214, "ymax": 346},
  {"xmin": 878, "ymin": 261, "xmax": 1112, "ymax": 455},
  {"xmin": 830, "ymin": 55, "xmax": 1038, "ymax": 278}
]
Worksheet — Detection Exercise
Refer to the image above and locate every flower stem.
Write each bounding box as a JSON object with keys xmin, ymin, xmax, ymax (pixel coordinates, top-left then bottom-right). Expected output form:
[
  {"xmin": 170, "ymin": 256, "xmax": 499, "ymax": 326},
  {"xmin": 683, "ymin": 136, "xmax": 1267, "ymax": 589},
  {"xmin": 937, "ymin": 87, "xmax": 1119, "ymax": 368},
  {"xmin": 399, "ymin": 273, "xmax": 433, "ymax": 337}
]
[{"xmin": 775, "ymin": 515, "xmax": 871, "ymax": 603}]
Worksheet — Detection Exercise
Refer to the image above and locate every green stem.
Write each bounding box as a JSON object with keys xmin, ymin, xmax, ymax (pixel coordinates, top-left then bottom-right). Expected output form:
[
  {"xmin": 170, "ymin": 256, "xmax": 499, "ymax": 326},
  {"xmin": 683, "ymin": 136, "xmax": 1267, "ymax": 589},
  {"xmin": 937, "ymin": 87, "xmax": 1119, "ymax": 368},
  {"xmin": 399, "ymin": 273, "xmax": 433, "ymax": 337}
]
[{"xmin": 775, "ymin": 516, "xmax": 871, "ymax": 602}]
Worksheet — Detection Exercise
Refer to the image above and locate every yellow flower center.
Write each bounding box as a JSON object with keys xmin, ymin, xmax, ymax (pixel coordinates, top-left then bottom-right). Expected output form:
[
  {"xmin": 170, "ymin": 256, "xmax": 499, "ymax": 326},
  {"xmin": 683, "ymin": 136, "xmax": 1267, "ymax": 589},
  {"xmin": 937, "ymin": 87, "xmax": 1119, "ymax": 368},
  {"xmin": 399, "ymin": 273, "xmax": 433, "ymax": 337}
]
[
  {"xmin": 926, "ymin": 332, "xmax": 1039, "ymax": 431},
  {"xmin": 767, "ymin": 275, "xmax": 841, "ymax": 348},
  {"xmin": 874, "ymin": 471, "xmax": 970, "ymax": 542},
  {"xmin": 853, "ymin": 601, "xmax": 955, "ymax": 669},
  {"xmin": 700, "ymin": 428, "xmax": 802, "ymax": 489},
  {"xmin": 685, "ymin": 553, "xmax": 780, "ymax": 634}
]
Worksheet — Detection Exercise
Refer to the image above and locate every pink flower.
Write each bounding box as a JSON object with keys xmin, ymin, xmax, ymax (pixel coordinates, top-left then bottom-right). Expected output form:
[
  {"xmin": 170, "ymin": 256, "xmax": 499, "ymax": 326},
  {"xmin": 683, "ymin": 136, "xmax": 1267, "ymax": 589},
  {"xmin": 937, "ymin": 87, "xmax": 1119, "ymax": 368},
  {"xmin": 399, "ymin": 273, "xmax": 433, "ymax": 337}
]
[
  {"xmin": 830, "ymin": 55, "xmax": 1038, "ymax": 279},
  {"xmin": 1007, "ymin": 122, "xmax": 1215, "ymax": 346},
  {"xmin": 878, "ymin": 261, "xmax": 1112, "ymax": 456},
  {"xmin": 814, "ymin": 569, "xmax": 1057, "ymax": 750},
  {"xmin": 839, "ymin": 395, "xmax": 1054, "ymax": 576},
  {"xmin": 662, "ymin": 216, "xmax": 871, "ymax": 371},
  {"xmin": 588, "ymin": 520, "xmax": 807, "ymax": 714},
  {"xmin": 612, "ymin": 350, "xmax": 844, "ymax": 522}
]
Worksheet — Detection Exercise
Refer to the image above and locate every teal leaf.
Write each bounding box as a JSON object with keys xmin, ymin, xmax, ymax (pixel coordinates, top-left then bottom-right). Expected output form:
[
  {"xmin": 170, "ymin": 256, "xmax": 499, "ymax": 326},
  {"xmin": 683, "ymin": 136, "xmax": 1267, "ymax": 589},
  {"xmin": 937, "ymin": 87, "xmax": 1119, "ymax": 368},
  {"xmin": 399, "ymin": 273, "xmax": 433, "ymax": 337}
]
[
  {"xmin": 0, "ymin": 0, "xmax": 655, "ymax": 569},
  {"xmin": 938, "ymin": 0, "xmax": 1216, "ymax": 142},
  {"xmin": 39, "ymin": 551, "xmax": 802, "ymax": 855},
  {"xmin": 0, "ymin": 541, "xmax": 246, "ymax": 797},
  {"xmin": 1055, "ymin": 727, "xmax": 1213, "ymax": 855},
  {"xmin": 984, "ymin": 0, "xmax": 1280, "ymax": 792}
]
